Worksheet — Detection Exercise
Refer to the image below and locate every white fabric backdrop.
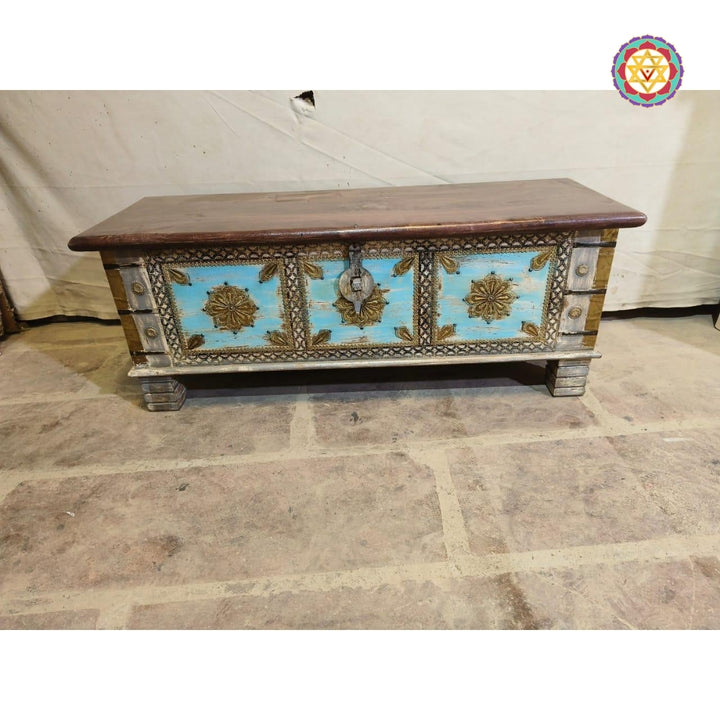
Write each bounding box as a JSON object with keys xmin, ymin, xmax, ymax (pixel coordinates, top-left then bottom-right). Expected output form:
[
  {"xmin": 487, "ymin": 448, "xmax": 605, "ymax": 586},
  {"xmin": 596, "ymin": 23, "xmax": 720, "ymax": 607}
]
[{"xmin": 1, "ymin": 90, "xmax": 718, "ymax": 320}]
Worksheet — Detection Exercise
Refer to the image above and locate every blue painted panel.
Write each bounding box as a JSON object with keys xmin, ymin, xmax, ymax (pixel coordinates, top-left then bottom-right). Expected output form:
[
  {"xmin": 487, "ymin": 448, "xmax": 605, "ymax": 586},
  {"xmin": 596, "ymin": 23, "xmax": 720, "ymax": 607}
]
[
  {"xmin": 306, "ymin": 258, "xmax": 415, "ymax": 345},
  {"xmin": 437, "ymin": 251, "xmax": 551, "ymax": 341},
  {"xmin": 169, "ymin": 264, "xmax": 285, "ymax": 350}
]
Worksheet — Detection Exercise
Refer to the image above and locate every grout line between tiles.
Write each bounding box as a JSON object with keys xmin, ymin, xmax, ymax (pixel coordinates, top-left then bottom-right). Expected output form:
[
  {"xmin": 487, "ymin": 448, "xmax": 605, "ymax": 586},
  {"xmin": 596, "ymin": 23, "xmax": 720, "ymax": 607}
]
[
  {"xmin": 578, "ymin": 385, "xmax": 624, "ymax": 431},
  {"xmin": 0, "ymin": 390, "xmax": 106, "ymax": 407},
  {"xmin": 288, "ymin": 395, "xmax": 316, "ymax": 451},
  {"xmin": 0, "ymin": 478, "xmax": 22, "ymax": 506},
  {"xmin": 3, "ymin": 413, "xmax": 719, "ymax": 486},
  {"xmin": 415, "ymin": 447, "xmax": 472, "ymax": 565},
  {"xmin": 2, "ymin": 534, "xmax": 719, "ymax": 620},
  {"xmin": 4, "ymin": 337, "xmax": 124, "ymax": 350},
  {"xmin": 456, "ymin": 534, "xmax": 720, "ymax": 577},
  {"xmin": 94, "ymin": 603, "xmax": 134, "ymax": 630}
]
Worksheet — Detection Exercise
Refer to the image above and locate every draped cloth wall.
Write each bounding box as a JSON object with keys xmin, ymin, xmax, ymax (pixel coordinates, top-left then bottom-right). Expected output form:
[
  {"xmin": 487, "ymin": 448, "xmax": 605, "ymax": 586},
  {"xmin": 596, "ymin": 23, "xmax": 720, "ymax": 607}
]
[
  {"xmin": 1, "ymin": 90, "xmax": 718, "ymax": 321},
  {"xmin": 0, "ymin": 271, "xmax": 20, "ymax": 336}
]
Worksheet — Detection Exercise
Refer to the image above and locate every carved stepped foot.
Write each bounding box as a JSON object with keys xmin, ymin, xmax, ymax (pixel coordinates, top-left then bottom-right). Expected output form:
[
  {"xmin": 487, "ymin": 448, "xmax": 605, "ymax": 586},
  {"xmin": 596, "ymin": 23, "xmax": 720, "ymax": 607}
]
[
  {"xmin": 546, "ymin": 359, "xmax": 591, "ymax": 397},
  {"xmin": 140, "ymin": 377, "xmax": 186, "ymax": 411}
]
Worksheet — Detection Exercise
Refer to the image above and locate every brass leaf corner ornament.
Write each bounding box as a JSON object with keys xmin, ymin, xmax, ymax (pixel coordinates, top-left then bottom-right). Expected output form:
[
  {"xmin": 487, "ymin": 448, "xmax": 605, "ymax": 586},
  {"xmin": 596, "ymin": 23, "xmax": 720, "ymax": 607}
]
[
  {"xmin": 464, "ymin": 273, "xmax": 517, "ymax": 324},
  {"xmin": 394, "ymin": 326, "xmax": 413, "ymax": 343},
  {"xmin": 436, "ymin": 324, "xmax": 457, "ymax": 342},
  {"xmin": 168, "ymin": 268, "xmax": 191, "ymax": 285},
  {"xmin": 334, "ymin": 286, "xmax": 388, "ymax": 327},
  {"xmin": 203, "ymin": 284, "xmax": 258, "ymax": 332},
  {"xmin": 187, "ymin": 333, "xmax": 205, "ymax": 350},
  {"xmin": 312, "ymin": 329, "xmax": 332, "ymax": 346},
  {"xmin": 437, "ymin": 253, "xmax": 459, "ymax": 274},
  {"xmin": 259, "ymin": 260, "xmax": 280, "ymax": 283},
  {"xmin": 520, "ymin": 321, "xmax": 541, "ymax": 338},
  {"xmin": 392, "ymin": 256, "xmax": 414, "ymax": 277},
  {"xmin": 266, "ymin": 330, "xmax": 291, "ymax": 347},
  {"xmin": 529, "ymin": 247, "xmax": 556, "ymax": 272},
  {"xmin": 300, "ymin": 259, "xmax": 324, "ymax": 280}
]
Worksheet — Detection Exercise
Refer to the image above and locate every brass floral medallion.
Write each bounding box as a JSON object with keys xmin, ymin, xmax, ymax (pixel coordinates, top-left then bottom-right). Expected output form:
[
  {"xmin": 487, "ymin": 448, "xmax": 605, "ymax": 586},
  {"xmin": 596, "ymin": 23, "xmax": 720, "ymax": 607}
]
[
  {"xmin": 334, "ymin": 285, "xmax": 388, "ymax": 327},
  {"xmin": 203, "ymin": 284, "xmax": 258, "ymax": 332},
  {"xmin": 464, "ymin": 273, "xmax": 516, "ymax": 324}
]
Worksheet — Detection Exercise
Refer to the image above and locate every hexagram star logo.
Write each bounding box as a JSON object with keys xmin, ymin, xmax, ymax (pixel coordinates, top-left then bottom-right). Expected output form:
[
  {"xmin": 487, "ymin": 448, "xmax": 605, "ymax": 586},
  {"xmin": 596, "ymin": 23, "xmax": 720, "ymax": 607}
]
[{"xmin": 625, "ymin": 48, "xmax": 669, "ymax": 93}]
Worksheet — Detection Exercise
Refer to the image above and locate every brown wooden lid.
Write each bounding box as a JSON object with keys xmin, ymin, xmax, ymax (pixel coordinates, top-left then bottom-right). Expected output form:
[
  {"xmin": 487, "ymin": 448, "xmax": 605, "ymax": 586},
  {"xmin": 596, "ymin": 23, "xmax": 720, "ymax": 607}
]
[{"xmin": 68, "ymin": 178, "xmax": 646, "ymax": 252}]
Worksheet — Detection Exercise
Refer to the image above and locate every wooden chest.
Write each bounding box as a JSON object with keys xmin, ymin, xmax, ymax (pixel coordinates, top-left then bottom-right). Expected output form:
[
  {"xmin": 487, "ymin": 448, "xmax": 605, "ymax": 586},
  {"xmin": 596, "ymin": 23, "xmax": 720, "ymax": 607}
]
[{"xmin": 69, "ymin": 179, "xmax": 646, "ymax": 410}]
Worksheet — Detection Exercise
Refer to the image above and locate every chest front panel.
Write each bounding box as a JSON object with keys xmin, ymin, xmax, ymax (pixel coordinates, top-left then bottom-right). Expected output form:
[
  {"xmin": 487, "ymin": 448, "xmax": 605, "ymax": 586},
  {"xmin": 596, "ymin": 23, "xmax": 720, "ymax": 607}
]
[
  {"xmin": 166, "ymin": 261, "xmax": 291, "ymax": 352},
  {"xmin": 433, "ymin": 247, "xmax": 555, "ymax": 344},
  {"xmin": 143, "ymin": 231, "xmax": 573, "ymax": 367},
  {"xmin": 303, "ymin": 255, "xmax": 418, "ymax": 348}
]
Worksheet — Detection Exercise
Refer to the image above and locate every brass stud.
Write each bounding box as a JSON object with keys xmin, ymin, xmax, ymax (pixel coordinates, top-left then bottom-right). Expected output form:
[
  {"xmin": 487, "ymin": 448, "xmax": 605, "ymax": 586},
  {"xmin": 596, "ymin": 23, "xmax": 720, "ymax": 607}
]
[
  {"xmin": 144, "ymin": 327, "xmax": 158, "ymax": 339},
  {"xmin": 575, "ymin": 264, "xmax": 590, "ymax": 277},
  {"xmin": 568, "ymin": 306, "xmax": 583, "ymax": 319}
]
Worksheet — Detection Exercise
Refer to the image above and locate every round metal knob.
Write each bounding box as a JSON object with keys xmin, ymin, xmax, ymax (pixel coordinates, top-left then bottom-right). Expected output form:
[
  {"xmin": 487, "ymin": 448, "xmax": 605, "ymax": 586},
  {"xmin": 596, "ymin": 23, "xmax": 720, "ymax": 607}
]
[
  {"xmin": 131, "ymin": 281, "xmax": 146, "ymax": 295},
  {"xmin": 575, "ymin": 264, "xmax": 590, "ymax": 277},
  {"xmin": 144, "ymin": 327, "xmax": 158, "ymax": 338},
  {"xmin": 568, "ymin": 306, "xmax": 583, "ymax": 319}
]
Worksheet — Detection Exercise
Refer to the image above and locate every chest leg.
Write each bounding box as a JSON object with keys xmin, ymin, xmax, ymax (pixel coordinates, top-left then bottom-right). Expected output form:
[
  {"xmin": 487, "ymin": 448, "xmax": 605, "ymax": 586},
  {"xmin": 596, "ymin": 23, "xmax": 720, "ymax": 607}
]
[
  {"xmin": 545, "ymin": 359, "xmax": 591, "ymax": 397},
  {"xmin": 139, "ymin": 376, "xmax": 186, "ymax": 411}
]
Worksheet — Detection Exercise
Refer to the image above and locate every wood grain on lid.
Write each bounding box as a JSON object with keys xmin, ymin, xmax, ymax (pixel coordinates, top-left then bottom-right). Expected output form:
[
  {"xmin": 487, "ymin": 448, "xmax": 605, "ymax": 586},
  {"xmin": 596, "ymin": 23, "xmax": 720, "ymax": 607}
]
[{"xmin": 69, "ymin": 178, "xmax": 647, "ymax": 251}]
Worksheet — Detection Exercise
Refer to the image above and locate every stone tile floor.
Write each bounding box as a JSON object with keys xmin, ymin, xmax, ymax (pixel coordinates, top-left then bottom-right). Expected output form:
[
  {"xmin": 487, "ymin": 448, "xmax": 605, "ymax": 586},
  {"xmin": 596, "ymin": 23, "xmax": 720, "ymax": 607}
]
[{"xmin": 0, "ymin": 311, "xmax": 719, "ymax": 629}]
